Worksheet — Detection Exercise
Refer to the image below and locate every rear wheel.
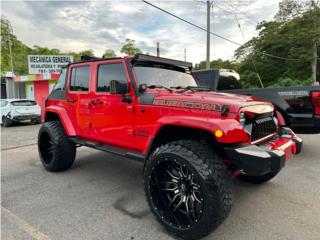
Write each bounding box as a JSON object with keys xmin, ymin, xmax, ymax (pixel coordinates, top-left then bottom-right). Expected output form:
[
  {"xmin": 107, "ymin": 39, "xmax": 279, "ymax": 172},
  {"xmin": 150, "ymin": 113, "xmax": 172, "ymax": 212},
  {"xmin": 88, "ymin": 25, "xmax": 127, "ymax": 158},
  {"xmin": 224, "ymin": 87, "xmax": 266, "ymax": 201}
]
[
  {"xmin": 144, "ymin": 140, "xmax": 232, "ymax": 240},
  {"xmin": 237, "ymin": 171, "xmax": 279, "ymax": 184},
  {"xmin": 38, "ymin": 121, "xmax": 76, "ymax": 172}
]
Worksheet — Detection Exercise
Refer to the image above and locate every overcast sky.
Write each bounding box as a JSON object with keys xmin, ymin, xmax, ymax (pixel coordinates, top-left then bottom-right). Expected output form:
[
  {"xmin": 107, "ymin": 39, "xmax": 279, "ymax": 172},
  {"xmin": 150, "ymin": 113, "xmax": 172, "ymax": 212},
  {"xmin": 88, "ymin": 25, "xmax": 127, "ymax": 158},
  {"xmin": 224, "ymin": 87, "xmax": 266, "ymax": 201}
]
[{"xmin": 2, "ymin": 0, "xmax": 281, "ymax": 64}]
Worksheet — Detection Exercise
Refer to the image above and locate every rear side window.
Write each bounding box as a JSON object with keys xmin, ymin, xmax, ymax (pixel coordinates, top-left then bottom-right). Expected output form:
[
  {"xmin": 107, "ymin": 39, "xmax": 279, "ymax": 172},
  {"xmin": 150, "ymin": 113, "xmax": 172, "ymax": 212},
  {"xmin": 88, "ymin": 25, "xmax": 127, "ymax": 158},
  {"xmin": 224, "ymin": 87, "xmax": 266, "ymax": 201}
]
[
  {"xmin": 70, "ymin": 66, "xmax": 90, "ymax": 92},
  {"xmin": 97, "ymin": 63, "xmax": 127, "ymax": 92},
  {"xmin": 217, "ymin": 76, "xmax": 241, "ymax": 90},
  {"xmin": 54, "ymin": 68, "xmax": 67, "ymax": 90},
  {"xmin": 11, "ymin": 100, "xmax": 36, "ymax": 106}
]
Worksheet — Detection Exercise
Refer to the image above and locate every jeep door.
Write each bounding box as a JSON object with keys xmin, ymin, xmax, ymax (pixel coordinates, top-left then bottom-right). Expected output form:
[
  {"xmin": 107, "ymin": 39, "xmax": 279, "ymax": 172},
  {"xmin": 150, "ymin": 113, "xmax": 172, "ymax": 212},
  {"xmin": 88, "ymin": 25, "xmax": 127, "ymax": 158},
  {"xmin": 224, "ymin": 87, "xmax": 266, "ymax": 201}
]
[
  {"xmin": 65, "ymin": 63, "xmax": 93, "ymax": 136},
  {"xmin": 90, "ymin": 60, "xmax": 135, "ymax": 149}
]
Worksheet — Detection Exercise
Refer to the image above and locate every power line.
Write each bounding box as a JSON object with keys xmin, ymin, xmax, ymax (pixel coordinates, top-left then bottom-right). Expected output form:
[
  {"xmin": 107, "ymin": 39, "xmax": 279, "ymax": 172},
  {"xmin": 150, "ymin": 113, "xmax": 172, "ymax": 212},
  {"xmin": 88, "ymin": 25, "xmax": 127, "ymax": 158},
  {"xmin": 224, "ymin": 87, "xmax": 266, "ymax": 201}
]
[
  {"xmin": 223, "ymin": 2, "xmax": 259, "ymax": 27},
  {"xmin": 143, "ymin": 0, "xmax": 241, "ymax": 46},
  {"xmin": 142, "ymin": 0, "xmax": 317, "ymax": 62},
  {"xmin": 233, "ymin": 12, "xmax": 264, "ymax": 88},
  {"xmin": 214, "ymin": 3, "xmax": 257, "ymax": 27}
]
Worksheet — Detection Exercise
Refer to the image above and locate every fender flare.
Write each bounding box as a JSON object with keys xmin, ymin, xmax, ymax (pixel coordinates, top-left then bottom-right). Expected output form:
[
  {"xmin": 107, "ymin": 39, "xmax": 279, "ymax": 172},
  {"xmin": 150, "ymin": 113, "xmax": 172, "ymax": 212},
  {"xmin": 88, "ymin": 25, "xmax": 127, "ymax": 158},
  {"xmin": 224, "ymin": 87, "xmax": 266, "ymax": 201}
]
[
  {"xmin": 143, "ymin": 114, "xmax": 248, "ymax": 155},
  {"xmin": 44, "ymin": 106, "xmax": 76, "ymax": 136}
]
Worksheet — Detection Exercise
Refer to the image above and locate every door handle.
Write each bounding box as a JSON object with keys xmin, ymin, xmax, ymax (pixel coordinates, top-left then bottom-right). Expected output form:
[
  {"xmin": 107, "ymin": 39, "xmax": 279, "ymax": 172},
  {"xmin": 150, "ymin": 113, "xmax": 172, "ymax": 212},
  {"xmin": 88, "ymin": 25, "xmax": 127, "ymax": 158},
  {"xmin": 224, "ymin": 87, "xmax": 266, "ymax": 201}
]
[
  {"xmin": 66, "ymin": 97, "xmax": 77, "ymax": 103},
  {"xmin": 90, "ymin": 99, "xmax": 104, "ymax": 105}
]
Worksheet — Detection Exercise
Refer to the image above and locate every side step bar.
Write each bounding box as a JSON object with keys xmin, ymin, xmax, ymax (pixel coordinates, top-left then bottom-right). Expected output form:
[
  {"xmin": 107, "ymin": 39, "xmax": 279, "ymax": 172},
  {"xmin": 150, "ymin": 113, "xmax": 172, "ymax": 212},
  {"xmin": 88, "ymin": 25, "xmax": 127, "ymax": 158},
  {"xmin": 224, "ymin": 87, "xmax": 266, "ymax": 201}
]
[{"xmin": 70, "ymin": 137, "xmax": 145, "ymax": 162}]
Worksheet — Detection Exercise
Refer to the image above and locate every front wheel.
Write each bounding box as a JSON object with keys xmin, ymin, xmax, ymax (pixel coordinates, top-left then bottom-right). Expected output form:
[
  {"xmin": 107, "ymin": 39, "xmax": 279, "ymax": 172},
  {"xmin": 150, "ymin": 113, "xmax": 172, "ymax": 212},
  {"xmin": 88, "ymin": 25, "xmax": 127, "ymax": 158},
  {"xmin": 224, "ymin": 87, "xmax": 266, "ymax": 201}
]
[
  {"xmin": 144, "ymin": 140, "xmax": 232, "ymax": 240},
  {"xmin": 2, "ymin": 116, "xmax": 12, "ymax": 127},
  {"xmin": 38, "ymin": 121, "xmax": 76, "ymax": 172}
]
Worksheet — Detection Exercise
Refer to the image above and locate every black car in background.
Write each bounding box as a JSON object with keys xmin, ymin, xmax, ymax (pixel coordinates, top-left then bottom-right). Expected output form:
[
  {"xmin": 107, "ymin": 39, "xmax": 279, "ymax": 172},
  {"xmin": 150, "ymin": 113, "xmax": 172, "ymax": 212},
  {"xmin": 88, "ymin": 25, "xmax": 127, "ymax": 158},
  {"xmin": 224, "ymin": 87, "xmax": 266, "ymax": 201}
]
[{"xmin": 193, "ymin": 70, "xmax": 320, "ymax": 131}]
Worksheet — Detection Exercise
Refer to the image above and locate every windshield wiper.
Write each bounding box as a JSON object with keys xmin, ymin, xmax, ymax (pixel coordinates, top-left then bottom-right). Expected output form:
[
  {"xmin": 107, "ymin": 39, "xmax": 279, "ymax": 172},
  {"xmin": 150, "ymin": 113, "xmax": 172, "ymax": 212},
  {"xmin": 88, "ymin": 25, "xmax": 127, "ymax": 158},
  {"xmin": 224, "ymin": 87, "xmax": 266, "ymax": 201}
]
[
  {"xmin": 171, "ymin": 86, "xmax": 212, "ymax": 93},
  {"xmin": 147, "ymin": 85, "xmax": 173, "ymax": 92}
]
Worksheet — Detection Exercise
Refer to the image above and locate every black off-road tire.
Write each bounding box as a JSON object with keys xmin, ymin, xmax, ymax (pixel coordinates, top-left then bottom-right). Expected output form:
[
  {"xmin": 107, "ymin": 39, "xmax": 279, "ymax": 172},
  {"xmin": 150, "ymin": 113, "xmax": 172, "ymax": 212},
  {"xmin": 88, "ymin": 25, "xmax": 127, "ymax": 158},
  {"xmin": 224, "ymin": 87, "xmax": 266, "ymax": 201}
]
[
  {"xmin": 2, "ymin": 116, "xmax": 12, "ymax": 127},
  {"xmin": 38, "ymin": 121, "xmax": 76, "ymax": 172},
  {"xmin": 237, "ymin": 171, "xmax": 279, "ymax": 184},
  {"xmin": 144, "ymin": 140, "xmax": 233, "ymax": 240}
]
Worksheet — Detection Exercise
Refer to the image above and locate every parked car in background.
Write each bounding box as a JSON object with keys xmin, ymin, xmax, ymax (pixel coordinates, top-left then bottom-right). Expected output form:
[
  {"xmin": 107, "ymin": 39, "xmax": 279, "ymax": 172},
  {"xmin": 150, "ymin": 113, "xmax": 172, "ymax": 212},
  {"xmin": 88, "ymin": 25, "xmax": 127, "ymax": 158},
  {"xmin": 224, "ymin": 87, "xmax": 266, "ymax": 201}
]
[
  {"xmin": 193, "ymin": 70, "xmax": 320, "ymax": 131},
  {"xmin": 0, "ymin": 99, "xmax": 41, "ymax": 127}
]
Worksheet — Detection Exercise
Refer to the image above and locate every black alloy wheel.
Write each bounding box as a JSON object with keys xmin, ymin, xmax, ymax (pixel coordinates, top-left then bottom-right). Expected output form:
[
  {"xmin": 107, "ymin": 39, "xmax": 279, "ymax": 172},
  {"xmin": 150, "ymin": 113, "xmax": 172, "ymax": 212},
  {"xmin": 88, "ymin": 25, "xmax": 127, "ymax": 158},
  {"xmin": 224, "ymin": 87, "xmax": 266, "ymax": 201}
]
[
  {"xmin": 38, "ymin": 121, "xmax": 76, "ymax": 172},
  {"xmin": 149, "ymin": 159, "xmax": 204, "ymax": 229},
  {"xmin": 39, "ymin": 131, "xmax": 54, "ymax": 164},
  {"xmin": 144, "ymin": 140, "xmax": 233, "ymax": 240}
]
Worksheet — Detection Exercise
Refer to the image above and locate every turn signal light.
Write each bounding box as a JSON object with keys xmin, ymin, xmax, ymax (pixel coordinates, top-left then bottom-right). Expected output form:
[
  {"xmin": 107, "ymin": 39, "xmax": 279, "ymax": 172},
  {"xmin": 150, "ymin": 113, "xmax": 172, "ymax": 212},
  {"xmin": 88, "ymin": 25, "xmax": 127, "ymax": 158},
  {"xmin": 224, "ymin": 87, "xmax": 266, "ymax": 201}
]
[{"xmin": 215, "ymin": 130, "xmax": 223, "ymax": 138}]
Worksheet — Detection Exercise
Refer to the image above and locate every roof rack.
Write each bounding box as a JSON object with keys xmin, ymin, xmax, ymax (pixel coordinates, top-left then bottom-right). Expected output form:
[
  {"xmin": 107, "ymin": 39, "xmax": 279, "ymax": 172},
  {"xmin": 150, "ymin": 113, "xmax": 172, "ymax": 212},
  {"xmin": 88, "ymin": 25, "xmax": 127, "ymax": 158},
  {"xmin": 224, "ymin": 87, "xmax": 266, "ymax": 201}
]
[
  {"xmin": 80, "ymin": 55, "xmax": 103, "ymax": 61},
  {"xmin": 68, "ymin": 55, "xmax": 122, "ymax": 65},
  {"xmin": 133, "ymin": 54, "xmax": 192, "ymax": 70}
]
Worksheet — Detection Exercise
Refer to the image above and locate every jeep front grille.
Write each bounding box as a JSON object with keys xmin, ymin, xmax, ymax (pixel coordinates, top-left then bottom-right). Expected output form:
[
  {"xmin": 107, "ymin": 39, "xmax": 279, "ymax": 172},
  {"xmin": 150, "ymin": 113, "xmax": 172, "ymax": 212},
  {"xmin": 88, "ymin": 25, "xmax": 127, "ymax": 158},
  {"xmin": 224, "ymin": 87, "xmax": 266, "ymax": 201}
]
[{"xmin": 251, "ymin": 116, "xmax": 277, "ymax": 143}]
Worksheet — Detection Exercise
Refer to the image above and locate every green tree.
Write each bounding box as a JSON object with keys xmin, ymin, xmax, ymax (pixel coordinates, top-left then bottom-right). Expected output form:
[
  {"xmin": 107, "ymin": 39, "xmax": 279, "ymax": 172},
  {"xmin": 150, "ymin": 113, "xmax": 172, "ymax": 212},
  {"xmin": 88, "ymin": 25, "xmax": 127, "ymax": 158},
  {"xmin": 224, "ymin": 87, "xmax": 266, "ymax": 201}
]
[
  {"xmin": 120, "ymin": 39, "xmax": 141, "ymax": 56},
  {"xmin": 79, "ymin": 49, "xmax": 95, "ymax": 57},
  {"xmin": 1, "ymin": 17, "xmax": 31, "ymax": 75},
  {"xmin": 195, "ymin": 59, "xmax": 236, "ymax": 70},
  {"xmin": 234, "ymin": 0, "xmax": 320, "ymax": 87},
  {"xmin": 32, "ymin": 45, "xmax": 61, "ymax": 55},
  {"xmin": 65, "ymin": 51, "xmax": 81, "ymax": 62},
  {"xmin": 103, "ymin": 49, "xmax": 116, "ymax": 58}
]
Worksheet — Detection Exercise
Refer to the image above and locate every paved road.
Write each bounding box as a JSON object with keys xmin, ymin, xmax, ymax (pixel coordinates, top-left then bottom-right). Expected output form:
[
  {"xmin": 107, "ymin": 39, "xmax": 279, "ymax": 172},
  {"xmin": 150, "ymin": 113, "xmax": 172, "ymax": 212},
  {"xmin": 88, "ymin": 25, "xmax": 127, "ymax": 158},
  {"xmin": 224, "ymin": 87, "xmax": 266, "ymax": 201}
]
[
  {"xmin": 1, "ymin": 124, "xmax": 320, "ymax": 240},
  {"xmin": 1, "ymin": 123, "xmax": 40, "ymax": 150}
]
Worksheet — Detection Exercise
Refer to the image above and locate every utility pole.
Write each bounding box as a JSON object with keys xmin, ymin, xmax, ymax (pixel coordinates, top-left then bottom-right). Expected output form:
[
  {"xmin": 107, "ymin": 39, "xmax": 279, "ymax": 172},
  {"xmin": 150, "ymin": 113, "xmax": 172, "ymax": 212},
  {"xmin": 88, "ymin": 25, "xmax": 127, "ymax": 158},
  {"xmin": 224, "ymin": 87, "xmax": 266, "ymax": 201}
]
[
  {"xmin": 184, "ymin": 48, "xmax": 186, "ymax": 62},
  {"xmin": 156, "ymin": 42, "xmax": 160, "ymax": 57},
  {"xmin": 311, "ymin": 0, "xmax": 318, "ymax": 84},
  {"xmin": 3, "ymin": 18, "xmax": 15, "ymax": 97},
  {"xmin": 206, "ymin": 0, "xmax": 211, "ymax": 69}
]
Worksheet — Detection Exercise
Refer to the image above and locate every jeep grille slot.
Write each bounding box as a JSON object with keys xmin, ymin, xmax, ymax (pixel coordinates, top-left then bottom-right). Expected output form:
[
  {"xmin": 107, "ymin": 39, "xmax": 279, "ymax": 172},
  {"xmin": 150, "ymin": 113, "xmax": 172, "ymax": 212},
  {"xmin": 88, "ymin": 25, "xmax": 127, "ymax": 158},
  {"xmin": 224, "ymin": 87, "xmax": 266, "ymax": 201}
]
[{"xmin": 251, "ymin": 116, "xmax": 277, "ymax": 143}]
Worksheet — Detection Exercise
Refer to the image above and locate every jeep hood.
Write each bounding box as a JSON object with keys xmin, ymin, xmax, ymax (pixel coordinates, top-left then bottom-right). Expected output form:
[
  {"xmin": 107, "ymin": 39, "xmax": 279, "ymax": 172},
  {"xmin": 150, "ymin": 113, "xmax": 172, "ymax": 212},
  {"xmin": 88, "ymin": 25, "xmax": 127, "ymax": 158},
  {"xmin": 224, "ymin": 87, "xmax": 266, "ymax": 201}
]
[{"xmin": 149, "ymin": 90, "xmax": 274, "ymax": 113}]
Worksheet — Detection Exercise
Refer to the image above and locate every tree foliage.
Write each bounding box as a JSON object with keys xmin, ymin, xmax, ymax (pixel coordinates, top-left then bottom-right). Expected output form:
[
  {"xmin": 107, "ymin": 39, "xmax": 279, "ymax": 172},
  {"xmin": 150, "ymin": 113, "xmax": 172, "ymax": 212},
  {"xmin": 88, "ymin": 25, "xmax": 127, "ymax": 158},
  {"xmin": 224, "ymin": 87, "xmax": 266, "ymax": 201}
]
[
  {"xmin": 1, "ymin": 17, "xmax": 145, "ymax": 75},
  {"xmin": 103, "ymin": 49, "xmax": 116, "ymax": 58},
  {"xmin": 195, "ymin": 0, "xmax": 319, "ymax": 88},
  {"xmin": 1, "ymin": 17, "xmax": 31, "ymax": 75},
  {"xmin": 120, "ymin": 38, "xmax": 141, "ymax": 56},
  {"xmin": 195, "ymin": 59, "xmax": 236, "ymax": 70},
  {"xmin": 234, "ymin": 0, "xmax": 320, "ymax": 87},
  {"xmin": 1, "ymin": 17, "xmax": 100, "ymax": 75}
]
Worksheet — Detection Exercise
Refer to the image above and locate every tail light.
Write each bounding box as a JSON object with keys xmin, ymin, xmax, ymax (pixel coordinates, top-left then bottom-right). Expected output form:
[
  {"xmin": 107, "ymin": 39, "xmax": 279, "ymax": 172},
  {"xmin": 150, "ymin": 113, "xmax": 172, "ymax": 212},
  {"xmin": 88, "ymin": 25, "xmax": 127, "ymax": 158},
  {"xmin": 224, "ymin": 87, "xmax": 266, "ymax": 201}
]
[{"xmin": 311, "ymin": 91, "xmax": 320, "ymax": 115}]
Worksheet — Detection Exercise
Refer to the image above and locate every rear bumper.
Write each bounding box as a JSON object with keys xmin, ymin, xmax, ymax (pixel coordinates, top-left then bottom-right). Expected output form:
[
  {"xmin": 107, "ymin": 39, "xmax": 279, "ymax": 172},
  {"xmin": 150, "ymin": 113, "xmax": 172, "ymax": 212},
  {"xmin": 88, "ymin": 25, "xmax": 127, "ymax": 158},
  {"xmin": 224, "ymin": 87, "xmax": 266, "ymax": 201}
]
[
  {"xmin": 12, "ymin": 114, "xmax": 41, "ymax": 122},
  {"xmin": 225, "ymin": 127, "xmax": 302, "ymax": 176},
  {"xmin": 289, "ymin": 113, "xmax": 320, "ymax": 131}
]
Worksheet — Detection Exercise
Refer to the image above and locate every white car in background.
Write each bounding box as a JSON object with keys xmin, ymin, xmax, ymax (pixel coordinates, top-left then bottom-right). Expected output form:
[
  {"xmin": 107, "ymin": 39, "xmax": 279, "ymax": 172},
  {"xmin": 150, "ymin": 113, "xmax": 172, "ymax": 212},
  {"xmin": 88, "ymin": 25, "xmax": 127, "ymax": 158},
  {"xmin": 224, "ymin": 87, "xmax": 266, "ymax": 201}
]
[{"xmin": 0, "ymin": 99, "xmax": 41, "ymax": 127}]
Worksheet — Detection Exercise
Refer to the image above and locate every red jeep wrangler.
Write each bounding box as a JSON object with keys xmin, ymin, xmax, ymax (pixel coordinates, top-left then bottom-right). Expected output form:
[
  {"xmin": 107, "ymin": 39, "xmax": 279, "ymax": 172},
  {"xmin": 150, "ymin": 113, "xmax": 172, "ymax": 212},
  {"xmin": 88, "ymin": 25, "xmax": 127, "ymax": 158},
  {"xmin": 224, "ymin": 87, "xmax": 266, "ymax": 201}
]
[{"xmin": 38, "ymin": 54, "xmax": 302, "ymax": 239}]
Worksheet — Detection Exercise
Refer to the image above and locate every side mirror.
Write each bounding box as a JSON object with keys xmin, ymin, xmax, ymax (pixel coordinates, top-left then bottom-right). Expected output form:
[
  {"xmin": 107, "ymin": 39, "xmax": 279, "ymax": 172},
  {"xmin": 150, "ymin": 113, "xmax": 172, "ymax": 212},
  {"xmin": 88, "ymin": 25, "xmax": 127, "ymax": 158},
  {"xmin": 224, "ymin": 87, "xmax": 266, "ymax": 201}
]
[
  {"xmin": 139, "ymin": 83, "xmax": 148, "ymax": 93},
  {"xmin": 110, "ymin": 80, "xmax": 129, "ymax": 94}
]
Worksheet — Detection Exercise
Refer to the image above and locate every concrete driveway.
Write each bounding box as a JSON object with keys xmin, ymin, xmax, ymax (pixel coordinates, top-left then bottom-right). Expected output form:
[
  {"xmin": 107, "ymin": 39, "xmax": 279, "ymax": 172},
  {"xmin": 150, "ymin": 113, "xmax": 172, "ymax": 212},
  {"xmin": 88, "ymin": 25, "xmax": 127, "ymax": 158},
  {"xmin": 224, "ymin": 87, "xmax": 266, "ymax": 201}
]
[{"xmin": 1, "ymin": 124, "xmax": 320, "ymax": 240}]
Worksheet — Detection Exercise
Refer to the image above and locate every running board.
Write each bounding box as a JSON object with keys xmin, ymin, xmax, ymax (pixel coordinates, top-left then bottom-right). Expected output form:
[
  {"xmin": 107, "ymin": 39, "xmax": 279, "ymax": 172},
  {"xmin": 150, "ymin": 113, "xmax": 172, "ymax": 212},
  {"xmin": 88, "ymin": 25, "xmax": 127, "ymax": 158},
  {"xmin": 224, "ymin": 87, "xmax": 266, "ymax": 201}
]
[{"xmin": 70, "ymin": 137, "xmax": 145, "ymax": 162}]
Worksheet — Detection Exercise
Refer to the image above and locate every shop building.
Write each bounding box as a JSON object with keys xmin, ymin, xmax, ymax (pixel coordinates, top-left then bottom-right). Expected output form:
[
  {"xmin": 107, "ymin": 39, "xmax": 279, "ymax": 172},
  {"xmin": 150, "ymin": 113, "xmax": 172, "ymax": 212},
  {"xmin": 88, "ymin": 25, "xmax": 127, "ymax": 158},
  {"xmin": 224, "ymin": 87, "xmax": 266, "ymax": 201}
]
[{"xmin": 13, "ymin": 73, "xmax": 59, "ymax": 110}]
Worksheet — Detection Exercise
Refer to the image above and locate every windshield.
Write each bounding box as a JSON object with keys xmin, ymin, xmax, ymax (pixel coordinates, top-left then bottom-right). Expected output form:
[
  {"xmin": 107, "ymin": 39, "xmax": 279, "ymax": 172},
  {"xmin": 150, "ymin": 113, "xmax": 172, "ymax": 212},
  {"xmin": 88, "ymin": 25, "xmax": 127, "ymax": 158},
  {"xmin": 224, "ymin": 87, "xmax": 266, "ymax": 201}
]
[{"xmin": 133, "ymin": 66, "xmax": 197, "ymax": 88}]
